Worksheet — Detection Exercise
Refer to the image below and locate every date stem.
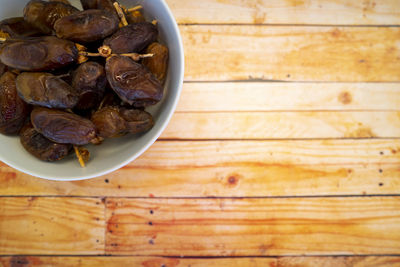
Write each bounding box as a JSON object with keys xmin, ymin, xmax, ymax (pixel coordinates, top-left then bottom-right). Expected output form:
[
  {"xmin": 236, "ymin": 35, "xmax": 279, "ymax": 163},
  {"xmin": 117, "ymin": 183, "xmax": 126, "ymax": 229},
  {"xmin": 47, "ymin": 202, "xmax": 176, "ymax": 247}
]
[
  {"xmin": 0, "ymin": 37, "xmax": 6, "ymax": 42},
  {"xmin": 113, "ymin": 2, "xmax": 128, "ymax": 27},
  {"xmin": 74, "ymin": 145, "xmax": 86, "ymax": 168},
  {"xmin": 127, "ymin": 5, "xmax": 143, "ymax": 12}
]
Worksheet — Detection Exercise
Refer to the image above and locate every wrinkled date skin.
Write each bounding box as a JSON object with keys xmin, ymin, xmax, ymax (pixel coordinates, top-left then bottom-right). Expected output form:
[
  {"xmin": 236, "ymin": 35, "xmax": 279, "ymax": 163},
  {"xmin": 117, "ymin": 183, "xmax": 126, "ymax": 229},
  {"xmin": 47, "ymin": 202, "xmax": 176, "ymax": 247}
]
[
  {"xmin": 106, "ymin": 55, "xmax": 163, "ymax": 107},
  {"xmin": 142, "ymin": 42, "xmax": 169, "ymax": 84},
  {"xmin": 31, "ymin": 107, "xmax": 97, "ymax": 145},
  {"xmin": 0, "ymin": 36, "xmax": 78, "ymax": 71},
  {"xmin": 91, "ymin": 106, "xmax": 154, "ymax": 138},
  {"xmin": 0, "ymin": 62, "xmax": 6, "ymax": 77},
  {"xmin": 80, "ymin": 0, "xmax": 98, "ymax": 10},
  {"xmin": 23, "ymin": 0, "xmax": 79, "ymax": 35},
  {"xmin": 72, "ymin": 61, "xmax": 106, "ymax": 110},
  {"xmin": 16, "ymin": 72, "xmax": 79, "ymax": 109},
  {"xmin": 20, "ymin": 123, "xmax": 71, "ymax": 162},
  {"xmin": 103, "ymin": 22, "xmax": 158, "ymax": 54},
  {"xmin": 0, "ymin": 72, "xmax": 30, "ymax": 135},
  {"xmin": 55, "ymin": 9, "xmax": 119, "ymax": 43},
  {"xmin": 0, "ymin": 17, "xmax": 41, "ymax": 37}
]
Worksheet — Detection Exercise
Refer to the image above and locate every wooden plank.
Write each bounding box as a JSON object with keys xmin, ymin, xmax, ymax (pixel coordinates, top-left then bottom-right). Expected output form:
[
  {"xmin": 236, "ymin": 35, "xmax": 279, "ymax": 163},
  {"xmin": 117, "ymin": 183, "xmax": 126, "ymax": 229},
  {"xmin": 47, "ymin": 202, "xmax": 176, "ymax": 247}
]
[
  {"xmin": 181, "ymin": 26, "xmax": 400, "ymax": 82},
  {"xmin": 0, "ymin": 139, "xmax": 399, "ymax": 197},
  {"xmin": 277, "ymin": 256, "xmax": 400, "ymax": 267},
  {"xmin": 0, "ymin": 256, "xmax": 399, "ymax": 267},
  {"xmin": 105, "ymin": 197, "xmax": 400, "ymax": 256},
  {"xmin": 0, "ymin": 197, "xmax": 104, "ymax": 255},
  {"xmin": 161, "ymin": 111, "xmax": 400, "ymax": 139},
  {"xmin": 177, "ymin": 83, "xmax": 400, "ymax": 112},
  {"xmin": 0, "ymin": 256, "xmax": 276, "ymax": 267},
  {"xmin": 168, "ymin": 0, "xmax": 400, "ymax": 25}
]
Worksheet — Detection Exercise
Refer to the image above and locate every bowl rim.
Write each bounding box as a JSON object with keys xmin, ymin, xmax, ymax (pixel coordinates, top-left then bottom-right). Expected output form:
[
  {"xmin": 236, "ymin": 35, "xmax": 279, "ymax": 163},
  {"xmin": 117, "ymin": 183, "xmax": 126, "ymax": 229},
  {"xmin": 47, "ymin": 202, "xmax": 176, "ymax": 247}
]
[{"xmin": 0, "ymin": 0, "xmax": 185, "ymax": 181}]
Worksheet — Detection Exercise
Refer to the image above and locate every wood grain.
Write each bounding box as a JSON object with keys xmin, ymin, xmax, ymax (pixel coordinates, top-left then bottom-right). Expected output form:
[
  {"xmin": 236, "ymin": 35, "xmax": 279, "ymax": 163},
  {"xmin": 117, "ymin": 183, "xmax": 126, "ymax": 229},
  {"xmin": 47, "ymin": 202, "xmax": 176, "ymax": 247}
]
[
  {"xmin": 177, "ymin": 82, "xmax": 400, "ymax": 112},
  {"xmin": 168, "ymin": 0, "xmax": 400, "ymax": 25},
  {"xmin": 106, "ymin": 197, "xmax": 400, "ymax": 256},
  {"xmin": 1, "ymin": 256, "xmax": 399, "ymax": 267},
  {"xmin": 161, "ymin": 111, "xmax": 400, "ymax": 139},
  {"xmin": 0, "ymin": 197, "xmax": 104, "ymax": 255},
  {"xmin": 0, "ymin": 139, "xmax": 398, "ymax": 197},
  {"xmin": 277, "ymin": 256, "xmax": 400, "ymax": 267},
  {"xmin": 181, "ymin": 26, "xmax": 400, "ymax": 82},
  {"xmin": 0, "ymin": 256, "xmax": 276, "ymax": 267}
]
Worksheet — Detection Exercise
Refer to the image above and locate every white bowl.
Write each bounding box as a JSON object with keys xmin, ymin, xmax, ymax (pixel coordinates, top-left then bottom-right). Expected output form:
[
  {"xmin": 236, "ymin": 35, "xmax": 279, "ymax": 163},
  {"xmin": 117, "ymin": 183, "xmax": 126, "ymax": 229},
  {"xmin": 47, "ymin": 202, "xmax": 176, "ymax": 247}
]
[{"xmin": 0, "ymin": 0, "xmax": 184, "ymax": 180}]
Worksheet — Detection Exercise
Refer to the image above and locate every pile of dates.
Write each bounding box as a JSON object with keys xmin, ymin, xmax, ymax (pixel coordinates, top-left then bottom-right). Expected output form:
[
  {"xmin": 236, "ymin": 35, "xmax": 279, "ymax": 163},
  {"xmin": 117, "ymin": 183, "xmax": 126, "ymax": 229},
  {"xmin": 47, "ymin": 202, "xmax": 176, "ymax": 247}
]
[{"xmin": 0, "ymin": 0, "xmax": 168, "ymax": 166}]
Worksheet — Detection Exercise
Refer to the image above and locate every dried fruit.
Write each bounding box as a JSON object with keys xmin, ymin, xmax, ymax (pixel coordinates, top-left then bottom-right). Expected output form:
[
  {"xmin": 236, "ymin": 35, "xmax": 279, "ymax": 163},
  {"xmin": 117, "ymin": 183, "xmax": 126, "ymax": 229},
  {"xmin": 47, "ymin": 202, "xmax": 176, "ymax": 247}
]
[
  {"xmin": 0, "ymin": 72, "xmax": 30, "ymax": 135},
  {"xmin": 72, "ymin": 61, "xmax": 106, "ymax": 110},
  {"xmin": 16, "ymin": 72, "xmax": 79, "ymax": 109},
  {"xmin": 142, "ymin": 42, "xmax": 169, "ymax": 84},
  {"xmin": 31, "ymin": 107, "xmax": 97, "ymax": 145},
  {"xmin": 0, "ymin": 36, "xmax": 78, "ymax": 71},
  {"xmin": 0, "ymin": 62, "xmax": 6, "ymax": 77},
  {"xmin": 54, "ymin": 9, "xmax": 119, "ymax": 43},
  {"xmin": 80, "ymin": 0, "xmax": 98, "ymax": 10},
  {"xmin": 91, "ymin": 106, "xmax": 153, "ymax": 138},
  {"xmin": 103, "ymin": 22, "xmax": 157, "ymax": 53},
  {"xmin": 20, "ymin": 123, "xmax": 71, "ymax": 161},
  {"xmin": 0, "ymin": 17, "xmax": 41, "ymax": 37},
  {"xmin": 106, "ymin": 55, "xmax": 163, "ymax": 107},
  {"xmin": 23, "ymin": 0, "xmax": 79, "ymax": 35}
]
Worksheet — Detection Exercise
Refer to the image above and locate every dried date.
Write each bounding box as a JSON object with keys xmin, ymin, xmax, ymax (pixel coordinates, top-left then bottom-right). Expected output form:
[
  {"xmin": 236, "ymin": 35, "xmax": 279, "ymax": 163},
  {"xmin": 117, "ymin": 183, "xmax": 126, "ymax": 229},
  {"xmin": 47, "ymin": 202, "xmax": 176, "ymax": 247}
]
[
  {"xmin": 91, "ymin": 106, "xmax": 154, "ymax": 138},
  {"xmin": 0, "ymin": 72, "xmax": 30, "ymax": 135},
  {"xmin": 20, "ymin": 123, "xmax": 71, "ymax": 161},
  {"xmin": 16, "ymin": 72, "xmax": 79, "ymax": 109},
  {"xmin": 54, "ymin": 9, "xmax": 119, "ymax": 43},
  {"xmin": 142, "ymin": 42, "xmax": 169, "ymax": 84},
  {"xmin": 72, "ymin": 61, "xmax": 106, "ymax": 110},
  {"xmin": 105, "ymin": 55, "xmax": 163, "ymax": 107},
  {"xmin": 31, "ymin": 107, "xmax": 97, "ymax": 145},
  {"xmin": 103, "ymin": 22, "xmax": 158, "ymax": 53},
  {"xmin": 0, "ymin": 36, "xmax": 78, "ymax": 71},
  {"xmin": 23, "ymin": 0, "xmax": 79, "ymax": 35},
  {"xmin": 0, "ymin": 17, "xmax": 41, "ymax": 37}
]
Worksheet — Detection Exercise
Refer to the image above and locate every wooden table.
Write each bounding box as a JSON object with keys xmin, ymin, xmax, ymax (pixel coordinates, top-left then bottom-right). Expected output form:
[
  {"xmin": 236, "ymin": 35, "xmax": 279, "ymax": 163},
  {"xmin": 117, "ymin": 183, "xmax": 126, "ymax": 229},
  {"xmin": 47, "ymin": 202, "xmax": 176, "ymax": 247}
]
[{"xmin": 1, "ymin": 1, "xmax": 400, "ymax": 266}]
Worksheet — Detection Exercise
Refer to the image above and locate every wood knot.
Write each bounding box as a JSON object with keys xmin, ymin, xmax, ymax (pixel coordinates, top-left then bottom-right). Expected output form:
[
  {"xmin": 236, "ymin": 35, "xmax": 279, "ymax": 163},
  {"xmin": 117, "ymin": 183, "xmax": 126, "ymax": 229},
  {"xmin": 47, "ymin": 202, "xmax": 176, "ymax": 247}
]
[
  {"xmin": 10, "ymin": 256, "xmax": 30, "ymax": 267},
  {"xmin": 227, "ymin": 174, "xmax": 241, "ymax": 187},
  {"xmin": 338, "ymin": 91, "xmax": 352, "ymax": 105}
]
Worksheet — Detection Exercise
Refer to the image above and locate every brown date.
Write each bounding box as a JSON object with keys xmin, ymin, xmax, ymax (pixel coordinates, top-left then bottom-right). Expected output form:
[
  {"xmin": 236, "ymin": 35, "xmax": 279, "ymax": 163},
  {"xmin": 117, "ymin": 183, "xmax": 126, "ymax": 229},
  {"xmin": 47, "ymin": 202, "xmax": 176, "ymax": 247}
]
[
  {"xmin": 16, "ymin": 72, "xmax": 79, "ymax": 109},
  {"xmin": 103, "ymin": 22, "xmax": 158, "ymax": 54},
  {"xmin": 23, "ymin": 0, "xmax": 79, "ymax": 35},
  {"xmin": 0, "ymin": 36, "xmax": 78, "ymax": 71},
  {"xmin": 72, "ymin": 61, "xmax": 106, "ymax": 110},
  {"xmin": 0, "ymin": 72, "xmax": 30, "ymax": 135},
  {"xmin": 31, "ymin": 107, "xmax": 97, "ymax": 145},
  {"xmin": 142, "ymin": 42, "xmax": 169, "ymax": 84},
  {"xmin": 105, "ymin": 55, "xmax": 163, "ymax": 107},
  {"xmin": 91, "ymin": 106, "xmax": 154, "ymax": 138},
  {"xmin": 0, "ymin": 17, "xmax": 41, "ymax": 37},
  {"xmin": 0, "ymin": 62, "xmax": 6, "ymax": 77},
  {"xmin": 20, "ymin": 123, "xmax": 71, "ymax": 162},
  {"xmin": 80, "ymin": 0, "xmax": 98, "ymax": 10},
  {"xmin": 54, "ymin": 9, "xmax": 119, "ymax": 43}
]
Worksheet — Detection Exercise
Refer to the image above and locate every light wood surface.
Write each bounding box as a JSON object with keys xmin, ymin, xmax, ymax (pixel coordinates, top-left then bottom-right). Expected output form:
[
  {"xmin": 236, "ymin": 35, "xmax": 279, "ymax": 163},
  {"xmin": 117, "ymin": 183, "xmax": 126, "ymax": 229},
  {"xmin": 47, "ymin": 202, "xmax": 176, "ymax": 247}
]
[
  {"xmin": 182, "ymin": 26, "xmax": 400, "ymax": 82},
  {"xmin": 105, "ymin": 197, "xmax": 400, "ymax": 255},
  {"xmin": 0, "ymin": 197, "xmax": 104, "ymax": 255},
  {"xmin": 167, "ymin": 0, "xmax": 400, "ymax": 25},
  {"xmin": 0, "ymin": 139, "xmax": 398, "ymax": 196},
  {"xmin": 177, "ymin": 83, "xmax": 400, "ymax": 112},
  {"xmin": 1, "ymin": 0, "xmax": 400, "ymax": 265}
]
